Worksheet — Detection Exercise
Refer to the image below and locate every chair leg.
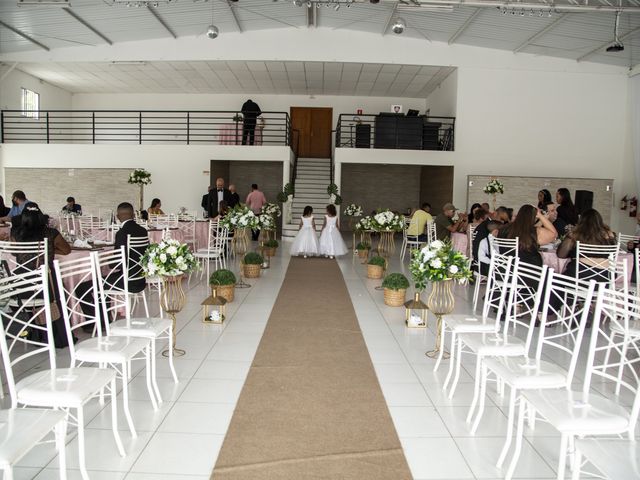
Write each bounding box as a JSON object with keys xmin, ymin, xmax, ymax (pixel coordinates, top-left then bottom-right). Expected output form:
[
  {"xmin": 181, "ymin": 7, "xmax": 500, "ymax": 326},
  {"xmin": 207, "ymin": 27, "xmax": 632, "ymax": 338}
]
[
  {"xmin": 150, "ymin": 340, "xmax": 163, "ymax": 404},
  {"xmin": 109, "ymin": 379, "xmax": 126, "ymax": 456},
  {"xmin": 144, "ymin": 346, "xmax": 159, "ymax": 410},
  {"xmin": 505, "ymin": 397, "xmax": 527, "ymax": 480},
  {"xmin": 120, "ymin": 362, "xmax": 137, "ymax": 438},
  {"xmin": 76, "ymin": 407, "xmax": 89, "ymax": 480},
  {"xmin": 497, "ymin": 387, "xmax": 518, "ymax": 468},
  {"xmin": 141, "ymin": 291, "xmax": 150, "ymax": 318},
  {"xmin": 168, "ymin": 327, "xmax": 178, "ymax": 384},
  {"xmin": 557, "ymin": 434, "xmax": 569, "ymax": 480},
  {"xmin": 571, "ymin": 448, "xmax": 582, "ymax": 480},
  {"xmin": 472, "ymin": 277, "xmax": 482, "ymax": 311},
  {"xmin": 466, "ymin": 356, "xmax": 483, "ymax": 422},
  {"xmin": 55, "ymin": 417, "xmax": 68, "ymax": 480},
  {"xmin": 447, "ymin": 339, "xmax": 464, "ymax": 399},
  {"xmin": 470, "ymin": 361, "xmax": 488, "ymax": 434}
]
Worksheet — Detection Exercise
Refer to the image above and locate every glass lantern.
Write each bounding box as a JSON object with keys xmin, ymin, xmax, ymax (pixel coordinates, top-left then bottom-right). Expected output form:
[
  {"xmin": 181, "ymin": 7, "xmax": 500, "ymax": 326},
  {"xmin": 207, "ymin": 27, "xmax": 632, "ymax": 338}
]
[
  {"xmin": 201, "ymin": 287, "xmax": 227, "ymax": 324},
  {"xmin": 404, "ymin": 291, "xmax": 427, "ymax": 328}
]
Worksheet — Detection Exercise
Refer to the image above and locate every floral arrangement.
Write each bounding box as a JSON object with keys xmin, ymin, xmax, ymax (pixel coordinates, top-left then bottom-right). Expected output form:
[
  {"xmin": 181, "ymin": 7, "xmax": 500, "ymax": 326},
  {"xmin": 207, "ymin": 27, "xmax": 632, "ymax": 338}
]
[
  {"xmin": 128, "ymin": 168, "xmax": 152, "ymax": 185},
  {"xmin": 355, "ymin": 216, "xmax": 374, "ymax": 231},
  {"xmin": 258, "ymin": 213, "xmax": 276, "ymax": 230},
  {"xmin": 371, "ymin": 210, "xmax": 405, "ymax": 232},
  {"xmin": 141, "ymin": 239, "xmax": 198, "ymax": 277},
  {"xmin": 232, "ymin": 113, "xmax": 243, "ymax": 122},
  {"xmin": 409, "ymin": 240, "xmax": 472, "ymax": 290},
  {"xmin": 343, "ymin": 204, "xmax": 363, "ymax": 217},
  {"xmin": 220, "ymin": 204, "xmax": 259, "ymax": 230},
  {"xmin": 276, "ymin": 183, "xmax": 295, "ymax": 203},
  {"xmin": 483, "ymin": 178, "xmax": 504, "ymax": 195},
  {"xmin": 326, "ymin": 183, "xmax": 343, "ymax": 206},
  {"xmin": 261, "ymin": 203, "xmax": 281, "ymax": 218}
]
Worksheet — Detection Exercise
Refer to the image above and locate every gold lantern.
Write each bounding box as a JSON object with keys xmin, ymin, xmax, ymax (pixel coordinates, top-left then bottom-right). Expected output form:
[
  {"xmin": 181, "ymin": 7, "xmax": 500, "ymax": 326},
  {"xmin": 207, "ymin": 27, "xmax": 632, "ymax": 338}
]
[
  {"xmin": 404, "ymin": 291, "xmax": 428, "ymax": 328},
  {"xmin": 201, "ymin": 287, "xmax": 227, "ymax": 324}
]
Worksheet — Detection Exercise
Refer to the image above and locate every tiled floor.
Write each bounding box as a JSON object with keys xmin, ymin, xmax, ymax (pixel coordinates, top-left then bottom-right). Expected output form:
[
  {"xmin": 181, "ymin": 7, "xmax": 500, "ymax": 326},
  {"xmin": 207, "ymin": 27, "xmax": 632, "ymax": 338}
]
[{"xmin": 5, "ymin": 243, "xmax": 600, "ymax": 479}]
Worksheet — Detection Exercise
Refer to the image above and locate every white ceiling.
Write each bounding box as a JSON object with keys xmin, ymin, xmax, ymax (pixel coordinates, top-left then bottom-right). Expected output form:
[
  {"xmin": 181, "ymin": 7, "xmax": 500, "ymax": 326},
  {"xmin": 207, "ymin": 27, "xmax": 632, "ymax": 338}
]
[
  {"xmin": 0, "ymin": 0, "xmax": 638, "ymax": 96},
  {"xmin": 9, "ymin": 60, "xmax": 456, "ymax": 96}
]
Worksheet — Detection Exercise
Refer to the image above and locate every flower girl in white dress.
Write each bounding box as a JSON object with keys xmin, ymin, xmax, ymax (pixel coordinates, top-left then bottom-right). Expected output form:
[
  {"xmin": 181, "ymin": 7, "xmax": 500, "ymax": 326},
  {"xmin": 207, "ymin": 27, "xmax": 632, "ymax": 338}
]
[
  {"xmin": 319, "ymin": 204, "xmax": 348, "ymax": 258},
  {"xmin": 290, "ymin": 206, "xmax": 319, "ymax": 258}
]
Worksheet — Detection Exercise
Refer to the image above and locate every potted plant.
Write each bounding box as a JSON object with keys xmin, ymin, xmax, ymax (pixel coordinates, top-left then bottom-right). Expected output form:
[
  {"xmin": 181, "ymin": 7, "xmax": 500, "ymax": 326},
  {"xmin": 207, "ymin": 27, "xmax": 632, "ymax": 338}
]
[
  {"xmin": 243, "ymin": 252, "xmax": 264, "ymax": 278},
  {"xmin": 356, "ymin": 242, "xmax": 370, "ymax": 259},
  {"xmin": 367, "ymin": 256, "xmax": 386, "ymax": 279},
  {"xmin": 382, "ymin": 273, "xmax": 410, "ymax": 307},
  {"xmin": 263, "ymin": 239, "xmax": 279, "ymax": 257},
  {"xmin": 209, "ymin": 269, "xmax": 237, "ymax": 303}
]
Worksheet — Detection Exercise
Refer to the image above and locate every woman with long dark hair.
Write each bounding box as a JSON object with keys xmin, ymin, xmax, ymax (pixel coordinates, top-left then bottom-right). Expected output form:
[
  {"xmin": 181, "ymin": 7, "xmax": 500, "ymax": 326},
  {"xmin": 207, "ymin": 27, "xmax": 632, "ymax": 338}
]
[
  {"xmin": 0, "ymin": 195, "xmax": 10, "ymax": 218},
  {"xmin": 468, "ymin": 203, "xmax": 482, "ymax": 220},
  {"xmin": 499, "ymin": 204, "xmax": 557, "ymax": 266},
  {"xmin": 557, "ymin": 208, "xmax": 615, "ymax": 281},
  {"xmin": 555, "ymin": 188, "xmax": 579, "ymax": 232},
  {"xmin": 537, "ymin": 189, "xmax": 552, "ymax": 211}
]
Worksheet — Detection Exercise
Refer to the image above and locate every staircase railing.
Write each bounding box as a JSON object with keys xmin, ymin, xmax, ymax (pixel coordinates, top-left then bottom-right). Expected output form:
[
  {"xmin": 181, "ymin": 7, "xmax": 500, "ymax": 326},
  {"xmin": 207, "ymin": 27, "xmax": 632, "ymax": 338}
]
[{"xmin": 290, "ymin": 128, "xmax": 300, "ymax": 190}]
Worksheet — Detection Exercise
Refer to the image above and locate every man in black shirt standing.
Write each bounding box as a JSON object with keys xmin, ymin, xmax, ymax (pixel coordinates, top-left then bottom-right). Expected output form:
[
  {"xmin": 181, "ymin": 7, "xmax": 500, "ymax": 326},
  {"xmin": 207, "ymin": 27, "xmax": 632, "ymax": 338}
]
[{"xmin": 241, "ymin": 99, "xmax": 261, "ymax": 146}]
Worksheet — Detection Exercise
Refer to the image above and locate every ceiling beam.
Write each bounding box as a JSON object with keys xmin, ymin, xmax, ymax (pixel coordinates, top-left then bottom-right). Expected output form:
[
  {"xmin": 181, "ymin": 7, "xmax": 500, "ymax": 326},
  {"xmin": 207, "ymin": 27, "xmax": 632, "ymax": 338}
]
[
  {"xmin": 513, "ymin": 13, "xmax": 568, "ymax": 53},
  {"xmin": 0, "ymin": 21, "xmax": 50, "ymax": 51},
  {"xmin": 448, "ymin": 8, "xmax": 482, "ymax": 44},
  {"xmin": 62, "ymin": 8, "xmax": 113, "ymax": 45},
  {"xmin": 0, "ymin": 62, "xmax": 19, "ymax": 83},
  {"xmin": 224, "ymin": 0, "xmax": 243, "ymax": 33},
  {"xmin": 146, "ymin": 5, "xmax": 177, "ymax": 38},
  {"xmin": 630, "ymin": 63, "xmax": 640, "ymax": 76},
  {"xmin": 576, "ymin": 25, "xmax": 640, "ymax": 61},
  {"xmin": 381, "ymin": 3, "xmax": 398, "ymax": 35},
  {"xmin": 307, "ymin": 3, "xmax": 317, "ymax": 27}
]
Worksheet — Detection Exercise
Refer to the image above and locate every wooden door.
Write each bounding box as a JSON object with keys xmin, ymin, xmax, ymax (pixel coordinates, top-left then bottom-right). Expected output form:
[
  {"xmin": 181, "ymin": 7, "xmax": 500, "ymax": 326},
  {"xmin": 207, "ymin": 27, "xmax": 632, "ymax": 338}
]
[{"xmin": 290, "ymin": 107, "xmax": 333, "ymax": 158}]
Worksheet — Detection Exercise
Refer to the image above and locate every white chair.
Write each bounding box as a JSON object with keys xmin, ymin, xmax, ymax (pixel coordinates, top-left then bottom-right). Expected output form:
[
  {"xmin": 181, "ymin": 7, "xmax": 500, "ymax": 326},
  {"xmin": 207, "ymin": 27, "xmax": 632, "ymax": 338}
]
[
  {"xmin": 617, "ymin": 232, "xmax": 640, "ymax": 253},
  {"xmin": 480, "ymin": 273, "xmax": 597, "ymax": 467},
  {"xmin": 489, "ymin": 236, "xmax": 519, "ymax": 257},
  {"xmin": 505, "ymin": 284, "xmax": 640, "ymax": 480},
  {"xmin": 53, "ymin": 254, "xmax": 158, "ymax": 438},
  {"xmin": 93, "ymin": 248, "xmax": 177, "ymax": 404},
  {"xmin": 572, "ymin": 438, "xmax": 640, "ymax": 480},
  {"xmin": 426, "ymin": 221, "xmax": 437, "ymax": 245},
  {"xmin": 574, "ymin": 241, "xmax": 618, "ymax": 287},
  {"xmin": 178, "ymin": 216, "xmax": 197, "ymax": 251},
  {"xmin": 0, "ymin": 240, "xmax": 48, "ymax": 274},
  {"xmin": 0, "ymin": 266, "xmax": 124, "ymax": 480},
  {"xmin": 467, "ymin": 223, "xmax": 478, "ymax": 260},
  {"xmin": 194, "ymin": 222, "xmax": 228, "ymax": 280},
  {"xmin": 400, "ymin": 217, "xmax": 424, "ymax": 261}
]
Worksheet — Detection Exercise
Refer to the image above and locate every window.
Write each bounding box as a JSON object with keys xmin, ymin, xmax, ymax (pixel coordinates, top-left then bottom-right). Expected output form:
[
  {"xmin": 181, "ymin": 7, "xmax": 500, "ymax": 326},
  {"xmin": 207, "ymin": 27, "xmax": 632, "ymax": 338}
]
[{"xmin": 21, "ymin": 87, "xmax": 39, "ymax": 119}]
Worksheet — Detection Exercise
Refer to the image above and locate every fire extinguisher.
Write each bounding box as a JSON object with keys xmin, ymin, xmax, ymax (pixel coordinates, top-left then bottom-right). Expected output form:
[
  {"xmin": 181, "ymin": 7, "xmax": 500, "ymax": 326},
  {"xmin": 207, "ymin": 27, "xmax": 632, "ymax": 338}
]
[
  {"xmin": 621, "ymin": 195, "xmax": 628, "ymax": 210},
  {"xmin": 630, "ymin": 197, "xmax": 637, "ymax": 218}
]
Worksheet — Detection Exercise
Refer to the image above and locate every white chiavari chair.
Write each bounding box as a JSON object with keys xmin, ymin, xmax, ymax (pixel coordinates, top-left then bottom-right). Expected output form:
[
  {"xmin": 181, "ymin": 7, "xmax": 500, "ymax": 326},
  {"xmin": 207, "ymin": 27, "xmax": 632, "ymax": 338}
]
[
  {"xmin": 489, "ymin": 236, "xmax": 519, "ymax": 257},
  {"xmin": 400, "ymin": 216, "xmax": 425, "ymax": 262},
  {"xmin": 574, "ymin": 241, "xmax": 619, "ymax": 288},
  {"xmin": 194, "ymin": 221, "xmax": 228, "ymax": 280},
  {"xmin": 0, "ymin": 266, "xmax": 124, "ymax": 480},
  {"xmin": 177, "ymin": 215, "xmax": 197, "ymax": 252},
  {"xmin": 127, "ymin": 235, "xmax": 156, "ymax": 318},
  {"xmin": 506, "ymin": 285, "xmax": 640, "ymax": 480},
  {"xmin": 617, "ymin": 232, "xmax": 640, "ymax": 253},
  {"xmin": 93, "ymin": 248, "xmax": 177, "ymax": 403},
  {"xmin": 53, "ymin": 255, "xmax": 157, "ymax": 438},
  {"xmin": 426, "ymin": 221, "xmax": 437, "ymax": 245}
]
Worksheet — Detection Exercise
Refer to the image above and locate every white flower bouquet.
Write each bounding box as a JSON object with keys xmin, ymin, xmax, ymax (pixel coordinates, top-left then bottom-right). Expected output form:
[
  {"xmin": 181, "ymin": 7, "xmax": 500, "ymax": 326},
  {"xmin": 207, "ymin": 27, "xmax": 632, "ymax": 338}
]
[
  {"xmin": 220, "ymin": 204, "xmax": 259, "ymax": 230},
  {"xmin": 141, "ymin": 239, "xmax": 198, "ymax": 277},
  {"xmin": 258, "ymin": 213, "xmax": 276, "ymax": 230},
  {"xmin": 128, "ymin": 168, "xmax": 152, "ymax": 185},
  {"xmin": 409, "ymin": 240, "xmax": 472, "ymax": 290},
  {"xmin": 371, "ymin": 210, "xmax": 405, "ymax": 232},
  {"xmin": 483, "ymin": 178, "xmax": 504, "ymax": 195},
  {"xmin": 355, "ymin": 216, "xmax": 374, "ymax": 231},
  {"xmin": 343, "ymin": 204, "xmax": 363, "ymax": 217},
  {"xmin": 260, "ymin": 203, "xmax": 281, "ymax": 218}
]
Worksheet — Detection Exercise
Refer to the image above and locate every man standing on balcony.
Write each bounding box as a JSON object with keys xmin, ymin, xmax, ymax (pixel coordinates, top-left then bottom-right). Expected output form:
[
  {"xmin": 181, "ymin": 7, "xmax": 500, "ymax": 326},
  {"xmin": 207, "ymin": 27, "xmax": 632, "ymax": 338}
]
[{"xmin": 241, "ymin": 99, "xmax": 262, "ymax": 146}]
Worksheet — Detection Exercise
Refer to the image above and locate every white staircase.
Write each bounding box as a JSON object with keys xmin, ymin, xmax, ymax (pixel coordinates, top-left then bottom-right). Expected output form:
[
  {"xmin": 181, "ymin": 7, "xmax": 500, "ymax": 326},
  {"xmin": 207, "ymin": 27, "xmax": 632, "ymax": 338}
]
[{"xmin": 282, "ymin": 157, "xmax": 331, "ymax": 239}]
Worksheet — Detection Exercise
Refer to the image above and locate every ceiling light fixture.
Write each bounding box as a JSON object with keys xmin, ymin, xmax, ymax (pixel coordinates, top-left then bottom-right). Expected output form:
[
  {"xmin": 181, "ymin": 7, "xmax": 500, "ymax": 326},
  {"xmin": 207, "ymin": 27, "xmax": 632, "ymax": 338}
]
[
  {"xmin": 113, "ymin": 0, "xmax": 176, "ymax": 6},
  {"xmin": 391, "ymin": 17, "xmax": 406, "ymax": 34},
  {"xmin": 206, "ymin": 0, "xmax": 219, "ymax": 39},
  {"xmin": 17, "ymin": 0, "xmax": 70, "ymax": 5},
  {"xmin": 606, "ymin": 11, "xmax": 624, "ymax": 52}
]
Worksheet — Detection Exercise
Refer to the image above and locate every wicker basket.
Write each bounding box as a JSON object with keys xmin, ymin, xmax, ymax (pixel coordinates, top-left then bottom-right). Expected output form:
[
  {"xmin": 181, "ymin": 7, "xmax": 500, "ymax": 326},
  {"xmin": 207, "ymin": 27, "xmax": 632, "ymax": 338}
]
[
  {"xmin": 384, "ymin": 288, "xmax": 406, "ymax": 307},
  {"xmin": 367, "ymin": 264, "xmax": 384, "ymax": 279},
  {"xmin": 357, "ymin": 249, "xmax": 369, "ymax": 259},
  {"xmin": 243, "ymin": 263, "xmax": 262, "ymax": 278},
  {"xmin": 264, "ymin": 247, "xmax": 277, "ymax": 257},
  {"xmin": 213, "ymin": 285, "xmax": 235, "ymax": 303}
]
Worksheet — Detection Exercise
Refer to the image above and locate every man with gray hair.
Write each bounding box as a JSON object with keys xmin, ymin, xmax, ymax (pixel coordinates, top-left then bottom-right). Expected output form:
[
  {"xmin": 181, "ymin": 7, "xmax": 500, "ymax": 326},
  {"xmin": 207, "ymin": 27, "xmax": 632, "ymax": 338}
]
[{"xmin": 434, "ymin": 202, "xmax": 468, "ymax": 241}]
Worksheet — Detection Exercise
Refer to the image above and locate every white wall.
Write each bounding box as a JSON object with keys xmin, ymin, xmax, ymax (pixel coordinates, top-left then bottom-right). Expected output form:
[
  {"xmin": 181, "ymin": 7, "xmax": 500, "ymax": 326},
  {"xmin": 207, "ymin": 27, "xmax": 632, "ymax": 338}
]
[
  {"xmin": 71, "ymin": 93, "xmax": 429, "ymax": 126},
  {"xmin": 0, "ymin": 144, "xmax": 292, "ymax": 215},
  {"xmin": 425, "ymin": 69, "xmax": 457, "ymax": 118},
  {"xmin": 0, "ymin": 68, "xmax": 72, "ymax": 111}
]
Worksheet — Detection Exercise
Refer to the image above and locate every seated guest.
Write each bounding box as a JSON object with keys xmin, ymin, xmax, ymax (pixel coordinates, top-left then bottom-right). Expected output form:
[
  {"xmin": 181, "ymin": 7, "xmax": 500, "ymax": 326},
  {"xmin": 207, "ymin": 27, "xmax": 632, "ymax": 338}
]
[
  {"xmin": 472, "ymin": 208, "xmax": 489, "ymax": 226},
  {"xmin": 554, "ymin": 188, "xmax": 579, "ymax": 234},
  {"xmin": 557, "ymin": 208, "xmax": 615, "ymax": 281},
  {"xmin": 468, "ymin": 203, "xmax": 482, "ymax": 220},
  {"xmin": 498, "ymin": 204, "xmax": 557, "ymax": 266},
  {"xmin": 0, "ymin": 190, "xmax": 30, "ymax": 223},
  {"xmin": 435, "ymin": 203, "xmax": 468, "ymax": 241},
  {"xmin": 75, "ymin": 203, "xmax": 148, "ymax": 325},
  {"xmin": 61, "ymin": 196, "xmax": 82, "ymax": 215},
  {"xmin": 493, "ymin": 206, "xmax": 511, "ymax": 224},
  {"xmin": 477, "ymin": 221, "xmax": 502, "ymax": 276},
  {"xmin": 407, "ymin": 203, "xmax": 433, "ymax": 241},
  {"xmin": 0, "ymin": 195, "xmax": 10, "ymax": 218},
  {"xmin": 147, "ymin": 198, "xmax": 164, "ymax": 216},
  {"xmin": 537, "ymin": 189, "xmax": 553, "ymax": 212},
  {"xmin": 481, "ymin": 202, "xmax": 491, "ymax": 214}
]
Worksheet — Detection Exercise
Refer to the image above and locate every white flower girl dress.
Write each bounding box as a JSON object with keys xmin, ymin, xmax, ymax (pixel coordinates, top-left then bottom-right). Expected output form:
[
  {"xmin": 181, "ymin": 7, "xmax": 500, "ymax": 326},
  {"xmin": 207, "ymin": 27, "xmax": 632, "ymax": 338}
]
[
  {"xmin": 290, "ymin": 215, "xmax": 319, "ymax": 257},
  {"xmin": 319, "ymin": 215, "xmax": 348, "ymax": 257}
]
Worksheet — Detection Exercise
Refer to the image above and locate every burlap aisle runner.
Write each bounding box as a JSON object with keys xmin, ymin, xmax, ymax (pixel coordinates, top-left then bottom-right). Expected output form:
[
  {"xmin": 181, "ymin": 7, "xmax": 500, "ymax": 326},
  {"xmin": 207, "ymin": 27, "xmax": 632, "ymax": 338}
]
[{"xmin": 211, "ymin": 257, "xmax": 412, "ymax": 480}]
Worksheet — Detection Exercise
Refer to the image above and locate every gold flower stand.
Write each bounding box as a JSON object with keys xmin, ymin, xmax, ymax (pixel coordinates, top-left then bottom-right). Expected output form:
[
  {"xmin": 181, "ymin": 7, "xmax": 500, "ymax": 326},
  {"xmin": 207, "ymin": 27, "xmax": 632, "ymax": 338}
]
[
  {"xmin": 233, "ymin": 227, "xmax": 251, "ymax": 289},
  {"xmin": 161, "ymin": 275, "xmax": 186, "ymax": 357},
  {"xmin": 425, "ymin": 280, "xmax": 455, "ymax": 359},
  {"xmin": 377, "ymin": 230, "xmax": 396, "ymax": 257}
]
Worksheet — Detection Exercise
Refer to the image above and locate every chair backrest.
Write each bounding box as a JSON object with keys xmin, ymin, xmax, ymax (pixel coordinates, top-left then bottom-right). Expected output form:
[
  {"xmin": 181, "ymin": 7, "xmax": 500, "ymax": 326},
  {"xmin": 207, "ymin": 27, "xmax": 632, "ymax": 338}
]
[
  {"xmin": 206, "ymin": 220, "xmax": 219, "ymax": 250},
  {"xmin": 0, "ymin": 266, "xmax": 55, "ymax": 406},
  {"xmin": 481, "ymin": 252, "xmax": 515, "ymax": 325},
  {"xmin": 575, "ymin": 241, "xmax": 618, "ymax": 285},
  {"xmin": 426, "ymin": 221, "xmax": 436, "ymax": 245},
  {"xmin": 127, "ymin": 235, "xmax": 150, "ymax": 283},
  {"xmin": 586, "ymin": 285, "xmax": 640, "ymax": 435},
  {"xmin": 614, "ymin": 257, "xmax": 630, "ymax": 296},
  {"xmin": 54, "ymin": 254, "xmax": 104, "ymax": 361},
  {"xmin": 178, "ymin": 217, "xmax": 196, "ymax": 243},
  {"xmin": 636, "ymin": 248, "xmax": 640, "ymax": 295},
  {"xmin": 92, "ymin": 247, "xmax": 131, "ymax": 329},
  {"xmin": 502, "ymin": 259, "xmax": 548, "ymax": 352},
  {"xmin": 468, "ymin": 224, "xmax": 478, "ymax": 261},
  {"xmin": 617, "ymin": 233, "xmax": 640, "ymax": 253},
  {"xmin": 489, "ymin": 236, "xmax": 519, "ymax": 258},
  {"xmin": 0, "ymin": 240, "xmax": 49, "ymax": 275},
  {"xmin": 535, "ymin": 271, "xmax": 597, "ymax": 386},
  {"xmin": 151, "ymin": 214, "xmax": 179, "ymax": 229}
]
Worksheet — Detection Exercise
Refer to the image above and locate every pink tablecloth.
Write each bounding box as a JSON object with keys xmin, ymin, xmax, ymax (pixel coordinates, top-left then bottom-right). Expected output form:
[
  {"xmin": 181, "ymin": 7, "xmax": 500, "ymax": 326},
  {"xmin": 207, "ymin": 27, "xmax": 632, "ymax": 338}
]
[
  {"xmin": 148, "ymin": 228, "xmax": 183, "ymax": 244},
  {"xmin": 218, "ymin": 123, "xmax": 263, "ymax": 145},
  {"xmin": 451, "ymin": 232, "xmax": 468, "ymax": 255},
  {"xmin": 540, "ymin": 251, "xmax": 633, "ymax": 283},
  {"xmin": 194, "ymin": 221, "xmax": 209, "ymax": 250}
]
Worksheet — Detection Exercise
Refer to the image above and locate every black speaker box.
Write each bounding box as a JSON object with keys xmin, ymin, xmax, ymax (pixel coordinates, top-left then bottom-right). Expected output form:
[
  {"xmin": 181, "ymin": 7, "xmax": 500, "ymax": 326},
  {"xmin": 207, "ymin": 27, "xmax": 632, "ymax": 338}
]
[{"xmin": 574, "ymin": 190, "xmax": 593, "ymax": 215}]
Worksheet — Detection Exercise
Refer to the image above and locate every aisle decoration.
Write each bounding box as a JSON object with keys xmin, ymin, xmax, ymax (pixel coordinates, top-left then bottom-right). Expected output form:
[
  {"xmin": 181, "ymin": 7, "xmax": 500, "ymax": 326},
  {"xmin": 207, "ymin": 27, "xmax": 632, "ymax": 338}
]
[
  {"xmin": 371, "ymin": 210, "xmax": 404, "ymax": 257},
  {"xmin": 208, "ymin": 269, "xmax": 236, "ymax": 302},
  {"xmin": 141, "ymin": 239, "xmax": 198, "ymax": 356},
  {"xmin": 355, "ymin": 216, "xmax": 374, "ymax": 232},
  {"xmin": 243, "ymin": 252, "xmax": 264, "ymax": 278},
  {"xmin": 367, "ymin": 256, "xmax": 386, "ymax": 279},
  {"xmin": 261, "ymin": 203, "xmax": 282, "ymax": 218},
  {"xmin": 483, "ymin": 178, "xmax": 505, "ymax": 211},
  {"xmin": 343, "ymin": 204, "xmax": 363, "ymax": 218},
  {"xmin": 221, "ymin": 204, "xmax": 259, "ymax": 289},
  {"xmin": 327, "ymin": 183, "xmax": 343, "ymax": 206},
  {"xmin": 259, "ymin": 203, "xmax": 280, "ymax": 242},
  {"xmin": 409, "ymin": 240, "xmax": 472, "ymax": 358},
  {"xmin": 127, "ymin": 168, "xmax": 152, "ymax": 212},
  {"xmin": 382, "ymin": 273, "xmax": 410, "ymax": 307}
]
